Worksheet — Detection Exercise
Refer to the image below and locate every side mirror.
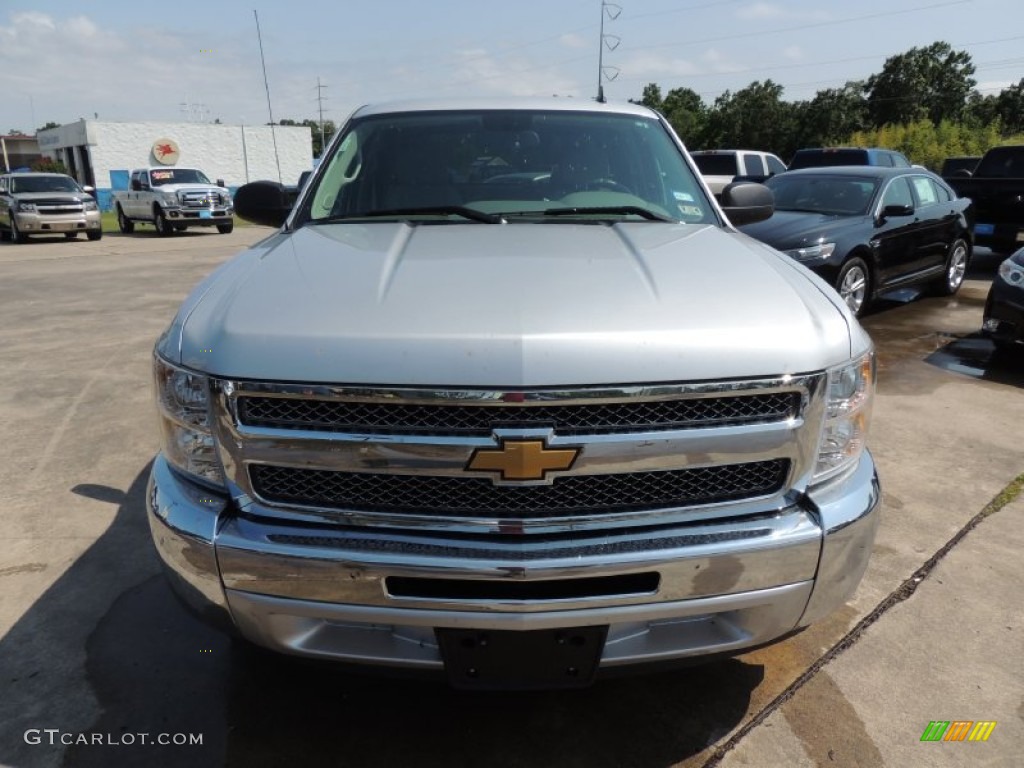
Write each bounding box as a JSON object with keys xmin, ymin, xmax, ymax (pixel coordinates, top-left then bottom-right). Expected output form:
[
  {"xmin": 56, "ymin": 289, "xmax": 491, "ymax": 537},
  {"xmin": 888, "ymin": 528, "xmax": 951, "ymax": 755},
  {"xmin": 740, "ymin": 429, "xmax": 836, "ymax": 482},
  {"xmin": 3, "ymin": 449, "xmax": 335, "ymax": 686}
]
[
  {"xmin": 82, "ymin": 185, "xmax": 95, "ymax": 195},
  {"xmin": 721, "ymin": 181, "xmax": 774, "ymax": 226},
  {"xmin": 216, "ymin": 178, "xmax": 226, "ymax": 187},
  {"xmin": 130, "ymin": 179, "xmax": 142, "ymax": 191},
  {"xmin": 880, "ymin": 203, "xmax": 913, "ymax": 220},
  {"xmin": 233, "ymin": 180, "xmax": 294, "ymax": 227}
]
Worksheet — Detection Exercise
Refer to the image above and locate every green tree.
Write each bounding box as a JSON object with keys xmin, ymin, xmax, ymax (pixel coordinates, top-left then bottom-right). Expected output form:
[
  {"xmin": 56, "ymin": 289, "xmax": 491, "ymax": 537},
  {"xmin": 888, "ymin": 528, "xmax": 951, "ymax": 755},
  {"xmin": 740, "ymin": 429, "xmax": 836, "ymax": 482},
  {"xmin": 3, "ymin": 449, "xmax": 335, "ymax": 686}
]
[
  {"xmin": 995, "ymin": 78, "xmax": 1024, "ymax": 134},
  {"xmin": 36, "ymin": 121, "xmax": 61, "ymax": 132},
  {"xmin": 699, "ymin": 80, "xmax": 794, "ymax": 155},
  {"xmin": 661, "ymin": 87, "xmax": 705, "ymax": 145},
  {"xmin": 865, "ymin": 42, "xmax": 976, "ymax": 127},
  {"xmin": 792, "ymin": 81, "xmax": 868, "ymax": 153},
  {"xmin": 633, "ymin": 83, "xmax": 663, "ymax": 111},
  {"xmin": 30, "ymin": 157, "xmax": 67, "ymax": 173}
]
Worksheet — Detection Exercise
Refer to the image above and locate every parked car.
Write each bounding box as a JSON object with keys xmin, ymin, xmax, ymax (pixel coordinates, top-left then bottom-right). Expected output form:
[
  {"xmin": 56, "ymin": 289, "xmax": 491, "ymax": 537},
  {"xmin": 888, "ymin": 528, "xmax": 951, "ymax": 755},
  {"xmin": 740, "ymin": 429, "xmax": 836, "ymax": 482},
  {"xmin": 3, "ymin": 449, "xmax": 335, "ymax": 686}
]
[
  {"xmin": 940, "ymin": 156, "xmax": 981, "ymax": 177},
  {"xmin": 0, "ymin": 172, "xmax": 102, "ymax": 243},
  {"xmin": 690, "ymin": 149, "xmax": 787, "ymax": 196},
  {"xmin": 740, "ymin": 166, "xmax": 973, "ymax": 316},
  {"xmin": 788, "ymin": 147, "xmax": 911, "ymax": 171},
  {"xmin": 147, "ymin": 98, "xmax": 880, "ymax": 689},
  {"xmin": 945, "ymin": 145, "xmax": 1024, "ymax": 254},
  {"xmin": 983, "ymin": 248, "xmax": 1024, "ymax": 351},
  {"xmin": 111, "ymin": 167, "xmax": 233, "ymax": 236}
]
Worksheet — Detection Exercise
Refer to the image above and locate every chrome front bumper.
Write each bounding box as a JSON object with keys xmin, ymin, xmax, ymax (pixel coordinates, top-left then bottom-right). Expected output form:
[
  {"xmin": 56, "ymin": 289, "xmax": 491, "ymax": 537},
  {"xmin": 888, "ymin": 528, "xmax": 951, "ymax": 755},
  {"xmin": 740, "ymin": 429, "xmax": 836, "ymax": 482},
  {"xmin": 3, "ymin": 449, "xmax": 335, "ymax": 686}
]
[{"xmin": 147, "ymin": 452, "xmax": 879, "ymax": 670}]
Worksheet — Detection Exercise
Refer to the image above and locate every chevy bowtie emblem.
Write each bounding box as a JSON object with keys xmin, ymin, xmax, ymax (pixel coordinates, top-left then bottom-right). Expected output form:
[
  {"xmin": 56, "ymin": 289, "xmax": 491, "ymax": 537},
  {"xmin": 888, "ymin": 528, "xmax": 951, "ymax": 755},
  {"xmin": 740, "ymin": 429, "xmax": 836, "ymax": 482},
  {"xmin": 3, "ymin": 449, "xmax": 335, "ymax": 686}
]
[{"xmin": 466, "ymin": 439, "xmax": 580, "ymax": 481}]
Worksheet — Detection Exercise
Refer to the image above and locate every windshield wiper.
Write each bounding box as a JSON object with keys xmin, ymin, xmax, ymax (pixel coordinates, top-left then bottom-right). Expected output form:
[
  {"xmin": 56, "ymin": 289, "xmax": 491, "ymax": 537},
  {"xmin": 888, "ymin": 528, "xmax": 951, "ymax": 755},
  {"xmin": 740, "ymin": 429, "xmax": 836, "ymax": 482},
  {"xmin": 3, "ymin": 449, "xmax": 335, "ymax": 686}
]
[
  {"xmin": 318, "ymin": 206, "xmax": 504, "ymax": 224},
  {"xmin": 539, "ymin": 206, "xmax": 675, "ymax": 222}
]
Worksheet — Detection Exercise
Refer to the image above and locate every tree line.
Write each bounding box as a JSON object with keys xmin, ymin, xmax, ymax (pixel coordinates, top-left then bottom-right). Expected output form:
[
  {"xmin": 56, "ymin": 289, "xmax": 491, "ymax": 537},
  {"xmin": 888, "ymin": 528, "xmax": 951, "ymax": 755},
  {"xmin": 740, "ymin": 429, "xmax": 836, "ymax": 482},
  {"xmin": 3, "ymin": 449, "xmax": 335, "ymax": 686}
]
[{"xmin": 633, "ymin": 41, "xmax": 1024, "ymax": 170}]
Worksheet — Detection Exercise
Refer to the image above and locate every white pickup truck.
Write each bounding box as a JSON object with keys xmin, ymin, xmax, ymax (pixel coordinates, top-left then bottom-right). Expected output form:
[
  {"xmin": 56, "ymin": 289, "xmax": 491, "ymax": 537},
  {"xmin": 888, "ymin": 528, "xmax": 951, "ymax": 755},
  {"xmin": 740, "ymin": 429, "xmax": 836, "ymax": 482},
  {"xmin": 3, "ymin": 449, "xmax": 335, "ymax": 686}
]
[{"xmin": 112, "ymin": 167, "xmax": 234, "ymax": 236}]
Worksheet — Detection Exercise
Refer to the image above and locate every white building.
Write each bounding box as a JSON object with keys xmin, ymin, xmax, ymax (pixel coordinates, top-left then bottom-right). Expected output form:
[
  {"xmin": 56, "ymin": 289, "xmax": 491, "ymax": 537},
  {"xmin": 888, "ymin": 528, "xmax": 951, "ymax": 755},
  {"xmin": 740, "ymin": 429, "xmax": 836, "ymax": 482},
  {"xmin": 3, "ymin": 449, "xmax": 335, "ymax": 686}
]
[{"xmin": 37, "ymin": 119, "xmax": 312, "ymax": 210}]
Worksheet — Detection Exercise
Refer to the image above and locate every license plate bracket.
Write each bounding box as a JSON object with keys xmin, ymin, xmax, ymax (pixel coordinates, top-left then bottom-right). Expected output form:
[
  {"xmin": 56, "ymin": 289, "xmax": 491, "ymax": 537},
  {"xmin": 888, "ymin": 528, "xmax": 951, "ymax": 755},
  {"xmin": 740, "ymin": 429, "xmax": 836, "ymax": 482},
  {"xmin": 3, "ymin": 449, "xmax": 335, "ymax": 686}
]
[{"xmin": 436, "ymin": 626, "xmax": 608, "ymax": 690}]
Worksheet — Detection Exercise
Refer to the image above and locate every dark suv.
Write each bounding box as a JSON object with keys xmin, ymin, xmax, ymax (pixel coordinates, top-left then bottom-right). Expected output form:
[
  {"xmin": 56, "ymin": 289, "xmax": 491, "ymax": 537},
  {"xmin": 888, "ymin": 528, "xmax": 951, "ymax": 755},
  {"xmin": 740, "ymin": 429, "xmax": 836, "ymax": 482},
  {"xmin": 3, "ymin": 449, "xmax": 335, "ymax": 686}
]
[{"xmin": 789, "ymin": 147, "xmax": 911, "ymax": 170}]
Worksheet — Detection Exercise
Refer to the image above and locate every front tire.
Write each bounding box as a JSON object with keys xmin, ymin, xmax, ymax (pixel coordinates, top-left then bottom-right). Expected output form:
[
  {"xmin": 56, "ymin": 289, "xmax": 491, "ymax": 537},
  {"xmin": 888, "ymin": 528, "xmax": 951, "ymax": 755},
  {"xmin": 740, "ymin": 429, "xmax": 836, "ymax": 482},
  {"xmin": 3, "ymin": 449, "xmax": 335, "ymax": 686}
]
[
  {"xmin": 116, "ymin": 205, "xmax": 134, "ymax": 234},
  {"xmin": 87, "ymin": 229, "xmax": 102, "ymax": 241},
  {"xmin": 835, "ymin": 257, "xmax": 871, "ymax": 317},
  {"xmin": 154, "ymin": 208, "xmax": 172, "ymax": 237},
  {"xmin": 10, "ymin": 217, "xmax": 26, "ymax": 244},
  {"xmin": 216, "ymin": 221, "xmax": 234, "ymax": 234},
  {"xmin": 934, "ymin": 238, "xmax": 969, "ymax": 296}
]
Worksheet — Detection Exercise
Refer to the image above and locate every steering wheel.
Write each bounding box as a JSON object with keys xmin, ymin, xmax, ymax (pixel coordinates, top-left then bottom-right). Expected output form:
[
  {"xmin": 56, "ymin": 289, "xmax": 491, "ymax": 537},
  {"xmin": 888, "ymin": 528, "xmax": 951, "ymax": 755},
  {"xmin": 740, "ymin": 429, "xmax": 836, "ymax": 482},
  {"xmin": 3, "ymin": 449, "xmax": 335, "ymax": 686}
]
[{"xmin": 584, "ymin": 178, "xmax": 634, "ymax": 195}]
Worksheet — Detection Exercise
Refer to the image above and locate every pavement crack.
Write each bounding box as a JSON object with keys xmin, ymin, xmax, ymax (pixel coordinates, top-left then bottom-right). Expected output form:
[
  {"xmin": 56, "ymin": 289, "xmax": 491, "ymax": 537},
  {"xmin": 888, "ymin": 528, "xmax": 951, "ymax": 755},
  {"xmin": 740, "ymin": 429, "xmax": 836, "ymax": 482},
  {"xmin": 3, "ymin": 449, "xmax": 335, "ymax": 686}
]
[{"xmin": 700, "ymin": 470, "xmax": 1024, "ymax": 767}]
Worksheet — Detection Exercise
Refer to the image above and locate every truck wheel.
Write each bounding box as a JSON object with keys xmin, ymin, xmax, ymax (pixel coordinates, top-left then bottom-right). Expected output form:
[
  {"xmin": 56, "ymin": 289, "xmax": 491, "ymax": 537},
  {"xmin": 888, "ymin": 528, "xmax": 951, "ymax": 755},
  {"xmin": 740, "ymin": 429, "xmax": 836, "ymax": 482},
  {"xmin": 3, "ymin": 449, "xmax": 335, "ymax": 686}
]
[
  {"xmin": 0, "ymin": 227, "xmax": 9, "ymax": 242},
  {"xmin": 934, "ymin": 238, "xmax": 968, "ymax": 296},
  {"xmin": 154, "ymin": 209, "xmax": 172, "ymax": 237},
  {"xmin": 116, "ymin": 205, "xmax": 134, "ymax": 234},
  {"xmin": 87, "ymin": 229, "xmax": 103, "ymax": 241},
  {"xmin": 217, "ymin": 221, "xmax": 234, "ymax": 234},
  {"xmin": 10, "ymin": 217, "xmax": 26, "ymax": 244},
  {"xmin": 835, "ymin": 257, "xmax": 871, "ymax": 317}
]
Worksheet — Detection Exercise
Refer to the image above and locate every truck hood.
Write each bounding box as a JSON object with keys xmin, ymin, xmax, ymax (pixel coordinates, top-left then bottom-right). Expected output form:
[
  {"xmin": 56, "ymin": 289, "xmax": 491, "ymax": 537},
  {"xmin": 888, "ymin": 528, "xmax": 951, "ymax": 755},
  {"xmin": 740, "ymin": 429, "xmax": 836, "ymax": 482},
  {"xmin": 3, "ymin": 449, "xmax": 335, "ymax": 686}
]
[{"xmin": 171, "ymin": 222, "xmax": 856, "ymax": 386}]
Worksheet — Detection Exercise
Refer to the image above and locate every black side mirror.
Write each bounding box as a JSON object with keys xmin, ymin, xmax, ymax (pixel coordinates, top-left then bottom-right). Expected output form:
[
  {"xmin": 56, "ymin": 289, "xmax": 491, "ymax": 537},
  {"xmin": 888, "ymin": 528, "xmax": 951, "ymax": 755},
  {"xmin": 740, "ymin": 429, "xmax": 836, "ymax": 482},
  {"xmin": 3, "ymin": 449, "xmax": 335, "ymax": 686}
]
[
  {"xmin": 234, "ymin": 181, "xmax": 294, "ymax": 227},
  {"xmin": 130, "ymin": 179, "xmax": 142, "ymax": 191},
  {"xmin": 880, "ymin": 203, "xmax": 913, "ymax": 220},
  {"xmin": 721, "ymin": 181, "xmax": 774, "ymax": 226},
  {"xmin": 216, "ymin": 178, "xmax": 226, "ymax": 187}
]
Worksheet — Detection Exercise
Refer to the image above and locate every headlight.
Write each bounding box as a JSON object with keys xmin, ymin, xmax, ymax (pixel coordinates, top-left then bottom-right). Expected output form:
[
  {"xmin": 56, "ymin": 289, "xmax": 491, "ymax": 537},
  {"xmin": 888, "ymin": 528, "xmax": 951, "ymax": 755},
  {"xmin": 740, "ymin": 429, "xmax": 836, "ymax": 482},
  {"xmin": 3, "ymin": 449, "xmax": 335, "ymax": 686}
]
[
  {"xmin": 813, "ymin": 350, "xmax": 875, "ymax": 484},
  {"xmin": 998, "ymin": 258, "xmax": 1024, "ymax": 286},
  {"xmin": 163, "ymin": 192, "xmax": 179, "ymax": 206},
  {"xmin": 153, "ymin": 356, "xmax": 224, "ymax": 487},
  {"xmin": 17, "ymin": 201, "xmax": 37, "ymax": 212},
  {"xmin": 785, "ymin": 242, "xmax": 836, "ymax": 263},
  {"xmin": 83, "ymin": 199, "xmax": 98, "ymax": 211}
]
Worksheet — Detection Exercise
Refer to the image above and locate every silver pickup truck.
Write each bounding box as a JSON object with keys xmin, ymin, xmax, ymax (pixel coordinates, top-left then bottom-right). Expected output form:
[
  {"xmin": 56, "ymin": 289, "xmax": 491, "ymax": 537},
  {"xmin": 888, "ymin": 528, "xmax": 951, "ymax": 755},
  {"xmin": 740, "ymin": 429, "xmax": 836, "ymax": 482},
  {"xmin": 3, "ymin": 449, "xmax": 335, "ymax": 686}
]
[
  {"xmin": 112, "ymin": 167, "xmax": 233, "ymax": 236},
  {"xmin": 148, "ymin": 99, "xmax": 879, "ymax": 690}
]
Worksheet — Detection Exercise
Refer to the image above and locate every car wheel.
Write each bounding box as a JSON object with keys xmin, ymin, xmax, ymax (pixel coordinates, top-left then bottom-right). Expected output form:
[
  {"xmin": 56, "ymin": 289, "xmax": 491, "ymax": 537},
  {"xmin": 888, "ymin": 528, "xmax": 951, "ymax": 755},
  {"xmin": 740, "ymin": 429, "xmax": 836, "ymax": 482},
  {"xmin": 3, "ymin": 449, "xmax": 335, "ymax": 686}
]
[
  {"xmin": 154, "ymin": 208, "xmax": 172, "ymax": 237},
  {"xmin": 174, "ymin": 223, "xmax": 187, "ymax": 232},
  {"xmin": 835, "ymin": 257, "xmax": 871, "ymax": 317},
  {"xmin": 65, "ymin": 232, "xmax": 79, "ymax": 240},
  {"xmin": 116, "ymin": 205, "xmax": 134, "ymax": 234},
  {"xmin": 10, "ymin": 217, "xmax": 26, "ymax": 243},
  {"xmin": 217, "ymin": 221, "xmax": 234, "ymax": 234},
  {"xmin": 0, "ymin": 227, "xmax": 9, "ymax": 242},
  {"xmin": 87, "ymin": 229, "xmax": 102, "ymax": 241},
  {"xmin": 935, "ymin": 238, "xmax": 969, "ymax": 296}
]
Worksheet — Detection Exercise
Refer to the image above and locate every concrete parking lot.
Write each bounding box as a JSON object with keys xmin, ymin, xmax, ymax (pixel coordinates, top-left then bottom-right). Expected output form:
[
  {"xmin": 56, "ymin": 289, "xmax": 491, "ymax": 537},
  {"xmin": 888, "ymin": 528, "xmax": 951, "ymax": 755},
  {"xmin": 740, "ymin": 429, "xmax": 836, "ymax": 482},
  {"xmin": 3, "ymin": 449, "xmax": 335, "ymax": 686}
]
[{"xmin": 0, "ymin": 229, "xmax": 1021, "ymax": 768}]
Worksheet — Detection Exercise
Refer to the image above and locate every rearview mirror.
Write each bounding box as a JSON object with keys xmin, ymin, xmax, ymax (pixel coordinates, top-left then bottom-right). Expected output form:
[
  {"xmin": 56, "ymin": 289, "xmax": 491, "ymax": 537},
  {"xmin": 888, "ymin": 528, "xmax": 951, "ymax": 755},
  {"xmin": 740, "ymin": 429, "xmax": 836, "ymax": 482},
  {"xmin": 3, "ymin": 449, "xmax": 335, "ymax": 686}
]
[
  {"xmin": 233, "ymin": 181, "xmax": 294, "ymax": 228},
  {"xmin": 720, "ymin": 181, "xmax": 774, "ymax": 226}
]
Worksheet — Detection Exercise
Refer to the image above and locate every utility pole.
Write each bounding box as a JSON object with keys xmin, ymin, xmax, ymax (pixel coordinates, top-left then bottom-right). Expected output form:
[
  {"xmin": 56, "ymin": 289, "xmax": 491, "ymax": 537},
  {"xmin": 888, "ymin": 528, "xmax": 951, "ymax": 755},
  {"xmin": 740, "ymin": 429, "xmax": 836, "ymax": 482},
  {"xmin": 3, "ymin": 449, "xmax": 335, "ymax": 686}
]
[
  {"xmin": 597, "ymin": 1, "xmax": 622, "ymax": 103},
  {"xmin": 315, "ymin": 77, "xmax": 328, "ymax": 157}
]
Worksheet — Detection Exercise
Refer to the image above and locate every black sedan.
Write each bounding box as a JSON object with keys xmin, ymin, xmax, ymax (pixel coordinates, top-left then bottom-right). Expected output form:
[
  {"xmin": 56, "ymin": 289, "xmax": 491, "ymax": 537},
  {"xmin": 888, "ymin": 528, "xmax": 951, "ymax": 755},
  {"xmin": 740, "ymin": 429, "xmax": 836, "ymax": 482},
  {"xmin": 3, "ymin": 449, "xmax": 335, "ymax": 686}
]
[
  {"xmin": 983, "ymin": 248, "xmax": 1024, "ymax": 352},
  {"xmin": 740, "ymin": 167, "xmax": 973, "ymax": 316}
]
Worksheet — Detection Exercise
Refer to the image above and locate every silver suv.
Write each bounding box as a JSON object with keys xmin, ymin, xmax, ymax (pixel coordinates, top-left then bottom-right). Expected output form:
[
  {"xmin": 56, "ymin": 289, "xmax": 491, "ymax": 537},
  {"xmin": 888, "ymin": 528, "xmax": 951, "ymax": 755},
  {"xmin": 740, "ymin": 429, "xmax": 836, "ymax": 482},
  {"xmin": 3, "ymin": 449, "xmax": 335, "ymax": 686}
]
[
  {"xmin": 0, "ymin": 172, "xmax": 102, "ymax": 242},
  {"xmin": 148, "ymin": 99, "xmax": 879, "ymax": 689}
]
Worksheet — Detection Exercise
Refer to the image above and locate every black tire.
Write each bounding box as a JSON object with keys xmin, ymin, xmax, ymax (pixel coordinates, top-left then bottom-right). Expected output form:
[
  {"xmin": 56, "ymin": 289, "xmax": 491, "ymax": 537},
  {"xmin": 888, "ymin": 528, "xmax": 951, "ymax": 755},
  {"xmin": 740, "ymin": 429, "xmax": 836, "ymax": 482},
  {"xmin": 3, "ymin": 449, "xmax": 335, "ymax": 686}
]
[
  {"xmin": 10, "ymin": 216, "xmax": 26, "ymax": 243},
  {"xmin": 174, "ymin": 223, "xmax": 187, "ymax": 232},
  {"xmin": 934, "ymin": 238, "xmax": 969, "ymax": 296},
  {"xmin": 835, "ymin": 257, "xmax": 871, "ymax": 317},
  {"xmin": 217, "ymin": 221, "xmax": 234, "ymax": 234},
  {"xmin": 65, "ymin": 232, "xmax": 79, "ymax": 240},
  {"xmin": 0, "ymin": 227, "xmax": 9, "ymax": 242},
  {"xmin": 116, "ymin": 204, "xmax": 134, "ymax": 234},
  {"xmin": 87, "ymin": 229, "xmax": 102, "ymax": 241},
  {"xmin": 154, "ymin": 208, "xmax": 172, "ymax": 237}
]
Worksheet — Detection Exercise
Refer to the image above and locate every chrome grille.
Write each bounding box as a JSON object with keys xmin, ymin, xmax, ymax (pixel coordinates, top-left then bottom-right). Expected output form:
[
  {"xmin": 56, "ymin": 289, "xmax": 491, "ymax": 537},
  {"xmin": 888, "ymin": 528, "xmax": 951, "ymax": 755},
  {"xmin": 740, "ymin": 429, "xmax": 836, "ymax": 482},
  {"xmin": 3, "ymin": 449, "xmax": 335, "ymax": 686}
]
[
  {"xmin": 237, "ymin": 392, "xmax": 801, "ymax": 435},
  {"xmin": 180, "ymin": 191, "xmax": 218, "ymax": 208},
  {"xmin": 248, "ymin": 459, "xmax": 789, "ymax": 518}
]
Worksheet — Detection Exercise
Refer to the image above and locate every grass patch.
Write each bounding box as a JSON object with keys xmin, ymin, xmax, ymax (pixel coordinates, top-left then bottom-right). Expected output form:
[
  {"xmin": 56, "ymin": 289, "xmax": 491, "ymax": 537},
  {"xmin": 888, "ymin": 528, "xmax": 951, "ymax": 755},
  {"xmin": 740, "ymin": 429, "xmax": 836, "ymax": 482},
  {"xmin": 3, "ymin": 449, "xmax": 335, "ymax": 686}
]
[{"xmin": 100, "ymin": 210, "xmax": 251, "ymax": 233}]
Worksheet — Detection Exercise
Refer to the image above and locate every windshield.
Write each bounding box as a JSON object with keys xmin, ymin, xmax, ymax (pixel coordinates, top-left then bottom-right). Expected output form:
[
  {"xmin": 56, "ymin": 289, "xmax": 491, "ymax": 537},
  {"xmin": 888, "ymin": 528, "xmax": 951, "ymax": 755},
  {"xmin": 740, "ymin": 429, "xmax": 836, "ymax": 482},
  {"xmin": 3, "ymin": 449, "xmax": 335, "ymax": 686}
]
[
  {"xmin": 10, "ymin": 175, "xmax": 82, "ymax": 194},
  {"xmin": 789, "ymin": 150, "xmax": 868, "ymax": 169},
  {"xmin": 766, "ymin": 174, "xmax": 879, "ymax": 216},
  {"xmin": 301, "ymin": 109, "xmax": 714, "ymax": 225},
  {"xmin": 150, "ymin": 169, "xmax": 211, "ymax": 186}
]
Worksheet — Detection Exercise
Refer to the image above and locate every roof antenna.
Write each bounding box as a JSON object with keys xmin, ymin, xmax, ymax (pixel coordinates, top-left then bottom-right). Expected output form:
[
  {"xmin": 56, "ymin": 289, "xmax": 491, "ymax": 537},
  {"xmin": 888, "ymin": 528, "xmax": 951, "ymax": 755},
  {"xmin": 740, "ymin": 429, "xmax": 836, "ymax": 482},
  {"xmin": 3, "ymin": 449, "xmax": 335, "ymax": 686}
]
[
  {"xmin": 254, "ymin": 10, "xmax": 282, "ymax": 183},
  {"xmin": 597, "ymin": 1, "xmax": 621, "ymax": 102}
]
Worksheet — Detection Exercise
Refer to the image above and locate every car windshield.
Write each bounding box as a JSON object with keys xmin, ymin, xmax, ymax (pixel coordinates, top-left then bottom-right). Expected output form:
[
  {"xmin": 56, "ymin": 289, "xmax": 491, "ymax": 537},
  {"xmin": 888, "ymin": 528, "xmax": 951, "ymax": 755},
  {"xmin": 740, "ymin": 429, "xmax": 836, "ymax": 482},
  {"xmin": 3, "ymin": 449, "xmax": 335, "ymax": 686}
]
[
  {"xmin": 300, "ymin": 108, "xmax": 714, "ymax": 225},
  {"xmin": 766, "ymin": 174, "xmax": 879, "ymax": 216},
  {"xmin": 10, "ymin": 175, "xmax": 81, "ymax": 194},
  {"xmin": 789, "ymin": 150, "xmax": 868, "ymax": 169},
  {"xmin": 150, "ymin": 169, "xmax": 211, "ymax": 186}
]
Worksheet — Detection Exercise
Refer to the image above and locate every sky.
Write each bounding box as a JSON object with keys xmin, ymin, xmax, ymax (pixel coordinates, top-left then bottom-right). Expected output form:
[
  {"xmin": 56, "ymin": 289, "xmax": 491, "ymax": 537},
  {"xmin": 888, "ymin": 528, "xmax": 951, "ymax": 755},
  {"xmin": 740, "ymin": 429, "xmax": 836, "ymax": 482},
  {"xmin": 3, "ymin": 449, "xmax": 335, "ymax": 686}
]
[{"xmin": 1, "ymin": 0, "xmax": 1021, "ymax": 134}]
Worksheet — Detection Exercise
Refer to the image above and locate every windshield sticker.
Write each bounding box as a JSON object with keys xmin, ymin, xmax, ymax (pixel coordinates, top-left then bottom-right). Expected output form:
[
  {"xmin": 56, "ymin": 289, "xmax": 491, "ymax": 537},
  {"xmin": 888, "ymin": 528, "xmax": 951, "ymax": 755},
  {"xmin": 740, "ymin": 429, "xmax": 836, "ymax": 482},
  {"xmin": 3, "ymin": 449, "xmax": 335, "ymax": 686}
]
[
  {"xmin": 672, "ymin": 191, "xmax": 695, "ymax": 202},
  {"xmin": 151, "ymin": 171, "xmax": 174, "ymax": 180},
  {"xmin": 678, "ymin": 204, "xmax": 703, "ymax": 217}
]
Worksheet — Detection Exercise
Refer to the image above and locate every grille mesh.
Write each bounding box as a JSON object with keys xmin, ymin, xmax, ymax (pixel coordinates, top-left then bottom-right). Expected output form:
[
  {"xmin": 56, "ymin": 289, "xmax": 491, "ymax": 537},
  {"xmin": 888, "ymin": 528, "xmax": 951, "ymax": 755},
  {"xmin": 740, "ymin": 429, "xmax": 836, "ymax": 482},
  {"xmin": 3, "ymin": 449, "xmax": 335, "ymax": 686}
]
[
  {"xmin": 248, "ymin": 459, "xmax": 788, "ymax": 518},
  {"xmin": 238, "ymin": 392, "xmax": 800, "ymax": 435}
]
